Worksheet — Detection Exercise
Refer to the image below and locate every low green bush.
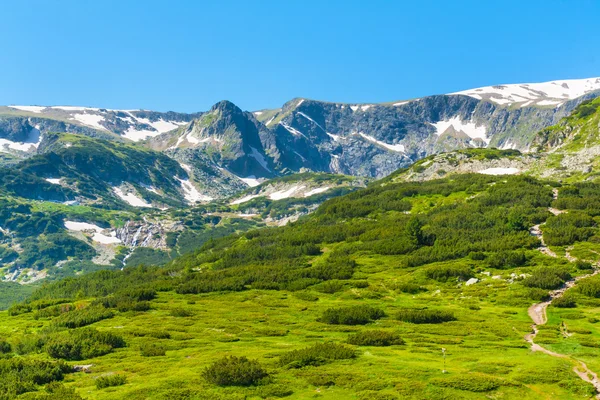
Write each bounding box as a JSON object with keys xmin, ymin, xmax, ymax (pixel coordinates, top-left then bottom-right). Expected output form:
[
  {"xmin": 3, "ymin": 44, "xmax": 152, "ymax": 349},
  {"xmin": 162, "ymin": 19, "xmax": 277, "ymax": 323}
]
[
  {"xmin": 140, "ymin": 343, "xmax": 166, "ymax": 357},
  {"xmin": 347, "ymin": 330, "xmax": 404, "ymax": 346},
  {"xmin": 45, "ymin": 328, "xmax": 125, "ymax": 360},
  {"xmin": 319, "ymin": 305, "xmax": 385, "ymax": 325},
  {"xmin": 279, "ymin": 343, "xmax": 356, "ymax": 368},
  {"xmin": 96, "ymin": 374, "xmax": 127, "ymax": 389},
  {"xmin": 203, "ymin": 356, "xmax": 268, "ymax": 386},
  {"xmin": 430, "ymin": 373, "xmax": 502, "ymax": 392},
  {"xmin": 396, "ymin": 308, "xmax": 456, "ymax": 324}
]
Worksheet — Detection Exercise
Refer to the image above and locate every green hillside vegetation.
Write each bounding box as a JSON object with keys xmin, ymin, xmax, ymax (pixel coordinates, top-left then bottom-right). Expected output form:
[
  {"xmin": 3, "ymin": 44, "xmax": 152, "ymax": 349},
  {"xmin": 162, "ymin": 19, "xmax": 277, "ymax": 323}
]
[{"xmin": 2, "ymin": 173, "xmax": 600, "ymax": 399}]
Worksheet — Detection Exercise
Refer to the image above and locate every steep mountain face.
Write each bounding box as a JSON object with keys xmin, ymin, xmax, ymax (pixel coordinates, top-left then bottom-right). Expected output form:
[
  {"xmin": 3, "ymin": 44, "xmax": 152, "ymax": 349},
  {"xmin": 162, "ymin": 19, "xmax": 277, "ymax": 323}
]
[{"xmin": 3, "ymin": 77, "xmax": 600, "ymax": 190}]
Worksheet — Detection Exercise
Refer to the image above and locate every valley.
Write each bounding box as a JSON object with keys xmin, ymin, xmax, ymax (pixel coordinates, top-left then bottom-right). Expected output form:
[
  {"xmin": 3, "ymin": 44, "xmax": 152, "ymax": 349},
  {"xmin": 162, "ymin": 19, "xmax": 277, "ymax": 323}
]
[{"xmin": 3, "ymin": 81, "xmax": 600, "ymax": 399}]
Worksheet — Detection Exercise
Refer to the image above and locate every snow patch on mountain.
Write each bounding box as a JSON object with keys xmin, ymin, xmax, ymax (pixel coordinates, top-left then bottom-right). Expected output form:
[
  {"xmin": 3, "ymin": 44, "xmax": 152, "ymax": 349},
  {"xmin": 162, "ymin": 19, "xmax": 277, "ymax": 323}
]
[
  {"xmin": 478, "ymin": 167, "xmax": 520, "ymax": 175},
  {"xmin": 304, "ymin": 187, "xmax": 330, "ymax": 197},
  {"xmin": 249, "ymin": 146, "xmax": 271, "ymax": 172},
  {"xmin": 451, "ymin": 77, "xmax": 600, "ymax": 106},
  {"xmin": 357, "ymin": 132, "xmax": 405, "ymax": 152},
  {"xmin": 64, "ymin": 220, "xmax": 121, "ymax": 244},
  {"xmin": 238, "ymin": 175, "xmax": 262, "ymax": 187},
  {"xmin": 9, "ymin": 106, "xmax": 46, "ymax": 113},
  {"xmin": 269, "ymin": 185, "xmax": 305, "ymax": 200},
  {"xmin": 176, "ymin": 177, "xmax": 213, "ymax": 203},
  {"xmin": 112, "ymin": 187, "xmax": 152, "ymax": 207},
  {"xmin": 431, "ymin": 117, "xmax": 489, "ymax": 144},
  {"xmin": 45, "ymin": 178, "xmax": 61, "ymax": 185},
  {"xmin": 230, "ymin": 194, "xmax": 261, "ymax": 205},
  {"xmin": 71, "ymin": 113, "xmax": 107, "ymax": 131}
]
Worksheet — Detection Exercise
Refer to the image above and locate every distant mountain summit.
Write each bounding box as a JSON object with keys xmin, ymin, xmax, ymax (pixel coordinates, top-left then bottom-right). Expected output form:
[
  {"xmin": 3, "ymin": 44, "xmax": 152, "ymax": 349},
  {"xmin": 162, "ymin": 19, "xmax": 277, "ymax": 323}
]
[{"xmin": 2, "ymin": 77, "xmax": 599, "ymax": 194}]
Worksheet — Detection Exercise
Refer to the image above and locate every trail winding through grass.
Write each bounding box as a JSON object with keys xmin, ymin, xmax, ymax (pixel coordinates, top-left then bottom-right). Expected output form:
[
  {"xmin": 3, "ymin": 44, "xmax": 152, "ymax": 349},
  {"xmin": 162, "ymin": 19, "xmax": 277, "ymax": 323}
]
[{"xmin": 525, "ymin": 188, "xmax": 600, "ymax": 397}]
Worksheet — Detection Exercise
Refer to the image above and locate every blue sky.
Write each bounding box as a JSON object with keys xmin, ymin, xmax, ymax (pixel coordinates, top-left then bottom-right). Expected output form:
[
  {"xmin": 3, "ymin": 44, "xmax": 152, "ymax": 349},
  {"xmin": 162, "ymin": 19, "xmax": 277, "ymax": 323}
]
[{"xmin": 1, "ymin": 0, "xmax": 599, "ymax": 112}]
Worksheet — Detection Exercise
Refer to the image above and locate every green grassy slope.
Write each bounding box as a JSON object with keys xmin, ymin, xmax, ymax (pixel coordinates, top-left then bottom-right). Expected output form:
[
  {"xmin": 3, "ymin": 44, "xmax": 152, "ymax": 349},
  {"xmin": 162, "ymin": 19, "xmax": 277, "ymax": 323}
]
[{"xmin": 2, "ymin": 174, "xmax": 600, "ymax": 399}]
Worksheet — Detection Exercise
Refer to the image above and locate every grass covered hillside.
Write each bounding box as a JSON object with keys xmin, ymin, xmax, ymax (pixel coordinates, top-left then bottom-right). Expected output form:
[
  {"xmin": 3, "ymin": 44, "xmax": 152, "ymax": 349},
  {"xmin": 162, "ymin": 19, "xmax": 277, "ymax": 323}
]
[{"xmin": 2, "ymin": 174, "xmax": 600, "ymax": 399}]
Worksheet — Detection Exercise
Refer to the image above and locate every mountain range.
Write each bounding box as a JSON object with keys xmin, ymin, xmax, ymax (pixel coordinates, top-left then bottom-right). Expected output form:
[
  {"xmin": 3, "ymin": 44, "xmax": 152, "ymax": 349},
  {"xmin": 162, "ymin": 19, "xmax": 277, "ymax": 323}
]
[{"xmin": 1, "ymin": 77, "xmax": 600, "ymax": 288}]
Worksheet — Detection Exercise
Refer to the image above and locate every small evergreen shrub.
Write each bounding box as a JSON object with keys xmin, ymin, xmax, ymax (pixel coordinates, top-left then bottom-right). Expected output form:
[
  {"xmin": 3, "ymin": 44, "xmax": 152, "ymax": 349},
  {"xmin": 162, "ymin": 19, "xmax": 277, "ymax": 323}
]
[
  {"xmin": 96, "ymin": 374, "xmax": 127, "ymax": 389},
  {"xmin": 347, "ymin": 330, "xmax": 404, "ymax": 346},
  {"xmin": 140, "ymin": 343, "xmax": 166, "ymax": 357},
  {"xmin": 203, "ymin": 356, "xmax": 268, "ymax": 386},
  {"xmin": 279, "ymin": 343, "xmax": 356, "ymax": 368},
  {"xmin": 319, "ymin": 305, "xmax": 385, "ymax": 325},
  {"xmin": 396, "ymin": 309, "xmax": 456, "ymax": 324},
  {"xmin": 431, "ymin": 373, "xmax": 502, "ymax": 392},
  {"xmin": 552, "ymin": 295, "xmax": 576, "ymax": 308},
  {"xmin": 45, "ymin": 328, "xmax": 125, "ymax": 360}
]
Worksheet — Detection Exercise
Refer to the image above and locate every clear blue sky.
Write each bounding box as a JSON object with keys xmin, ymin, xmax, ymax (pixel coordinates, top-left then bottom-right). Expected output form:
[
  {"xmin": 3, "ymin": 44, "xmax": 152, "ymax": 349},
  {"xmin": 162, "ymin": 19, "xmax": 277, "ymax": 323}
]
[{"xmin": 2, "ymin": 0, "xmax": 599, "ymax": 112}]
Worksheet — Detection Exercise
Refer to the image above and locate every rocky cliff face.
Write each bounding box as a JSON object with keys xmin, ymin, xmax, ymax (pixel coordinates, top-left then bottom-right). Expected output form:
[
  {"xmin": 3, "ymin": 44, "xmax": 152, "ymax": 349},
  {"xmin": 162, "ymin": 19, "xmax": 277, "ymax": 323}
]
[{"xmin": 3, "ymin": 78, "xmax": 600, "ymax": 191}]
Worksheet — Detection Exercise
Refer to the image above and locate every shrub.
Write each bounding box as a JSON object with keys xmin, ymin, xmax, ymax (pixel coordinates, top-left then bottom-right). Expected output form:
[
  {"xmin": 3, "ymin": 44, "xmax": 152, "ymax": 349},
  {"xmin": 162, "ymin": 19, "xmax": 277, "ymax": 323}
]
[
  {"xmin": 522, "ymin": 267, "xmax": 571, "ymax": 290},
  {"xmin": 425, "ymin": 264, "xmax": 473, "ymax": 282},
  {"xmin": 347, "ymin": 330, "xmax": 404, "ymax": 346},
  {"xmin": 140, "ymin": 343, "xmax": 166, "ymax": 357},
  {"xmin": 0, "ymin": 340, "xmax": 11, "ymax": 354},
  {"xmin": 170, "ymin": 307, "xmax": 193, "ymax": 317},
  {"xmin": 279, "ymin": 343, "xmax": 356, "ymax": 368},
  {"xmin": 577, "ymin": 276, "xmax": 600, "ymax": 298},
  {"xmin": 394, "ymin": 282, "xmax": 424, "ymax": 294},
  {"xmin": 293, "ymin": 292, "xmax": 319, "ymax": 302},
  {"xmin": 52, "ymin": 305, "xmax": 113, "ymax": 329},
  {"xmin": 315, "ymin": 280, "xmax": 345, "ymax": 294},
  {"xmin": 45, "ymin": 328, "xmax": 125, "ymax": 360},
  {"xmin": 431, "ymin": 373, "xmax": 502, "ymax": 392},
  {"xmin": 319, "ymin": 305, "xmax": 385, "ymax": 325},
  {"xmin": 552, "ymin": 295, "xmax": 576, "ymax": 308},
  {"xmin": 203, "ymin": 356, "xmax": 268, "ymax": 386},
  {"xmin": 96, "ymin": 374, "xmax": 127, "ymax": 389},
  {"xmin": 486, "ymin": 251, "xmax": 526, "ymax": 269},
  {"xmin": 574, "ymin": 260, "xmax": 593, "ymax": 270},
  {"xmin": 396, "ymin": 309, "xmax": 456, "ymax": 324}
]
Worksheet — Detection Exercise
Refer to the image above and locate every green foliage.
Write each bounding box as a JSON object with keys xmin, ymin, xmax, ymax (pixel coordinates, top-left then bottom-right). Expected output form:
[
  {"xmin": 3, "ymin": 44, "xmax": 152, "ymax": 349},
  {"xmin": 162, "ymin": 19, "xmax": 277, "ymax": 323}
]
[
  {"xmin": 319, "ymin": 305, "xmax": 385, "ymax": 325},
  {"xmin": 52, "ymin": 305, "xmax": 113, "ymax": 328},
  {"xmin": 96, "ymin": 374, "xmax": 127, "ymax": 389},
  {"xmin": 552, "ymin": 295, "xmax": 576, "ymax": 308},
  {"xmin": 347, "ymin": 330, "xmax": 404, "ymax": 346},
  {"xmin": 424, "ymin": 264, "xmax": 473, "ymax": 282},
  {"xmin": 140, "ymin": 343, "xmax": 166, "ymax": 357},
  {"xmin": 543, "ymin": 212, "xmax": 596, "ymax": 246},
  {"xmin": 577, "ymin": 275, "xmax": 600, "ymax": 298},
  {"xmin": 0, "ymin": 358, "xmax": 71, "ymax": 398},
  {"xmin": 279, "ymin": 343, "xmax": 356, "ymax": 368},
  {"xmin": 522, "ymin": 267, "xmax": 571, "ymax": 290},
  {"xmin": 486, "ymin": 250, "xmax": 527, "ymax": 269},
  {"xmin": 45, "ymin": 328, "xmax": 125, "ymax": 360},
  {"xmin": 396, "ymin": 308, "xmax": 456, "ymax": 324},
  {"xmin": 431, "ymin": 373, "xmax": 503, "ymax": 392},
  {"xmin": 203, "ymin": 356, "xmax": 268, "ymax": 387}
]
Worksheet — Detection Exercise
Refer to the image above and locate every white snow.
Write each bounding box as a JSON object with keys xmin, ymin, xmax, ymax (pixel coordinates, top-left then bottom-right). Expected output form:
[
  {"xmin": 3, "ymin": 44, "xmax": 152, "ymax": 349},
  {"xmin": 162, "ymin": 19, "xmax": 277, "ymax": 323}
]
[
  {"xmin": 500, "ymin": 141, "xmax": 518, "ymax": 150},
  {"xmin": 393, "ymin": 101, "xmax": 409, "ymax": 106},
  {"xmin": 451, "ymin": 77, "xmax": 600, "ymax": 106},
  {"xmin": 72, "ymin": 113, "xmax": 107, "ymax": 131},
  {"xmin": 64, "ymin": 221, "xmax": 104, "ymax": 232},
  {"xmin": 265, "ymin": 116, "xmax": 275, "ymax": 126},
  {"xmin": 254, "ymin": 111, "xmax": 263, "ymax": 116},
  {"xmin": 357, "ymin": 132, "xmax": 405, "ymax": 152},
  {"xmin": 176, "ymin": 177, "xmax": 213, "ymax": 203},
  {"xmin": 431, "ymin": 116, "xmax": 489, "ymax": 144},
  {"xmin": 296, "ymin": 99, "xmax": 305, "ymax": 107},
  {"xmin": 51, "ymin": 106, "xmax": 100, "ymax": 111},
  {"xmin": 350, "ymin": 105, "xmax": 359, "ymax": 112},
  {"xmin": 238, "ymin": 175, "xmax": 262, "ymax": 187},
  {"xmin": 304, "ymin": 187, "xmax": 330, "ymax": 197},
  {"xmin": 361, "ymin": 105, "xmax": 373, "ymax": 111},
  {"xmin": 112, "ymin": 187, "xmax": 152, "ymax": 207},
  {"xmin": 179, "ymin": 163, "xmax": 192, "ymax": 173},
  {"xmin": 230, "ymin": 194, "xmax": 261, "ymax": 205},
  {"xmin": 64, "ymin": 220, "xmax": 121, "ymax": 244},
  {"xmin": 326, "ymin": 132, "xmax": 341, "ymax": 141},
  {"xmin": 0, "ymin": 129, "xmax": 42, "ymax": 153},
  {"xmin": 249, "ymin": 146, "xmax": 271, "ymax": 172},
  {"xmin": 9, "ymin": 106, "xmax": 46, "ymax": 113},
  {"xmin": 122, "ymin": 115, "xmax": 185, "ymax": 141},
  {"xmin": 269, "ymin": 185, "xmax": 304, "ymax": 200},
  {"xmin": 478, "ymin": 167, "xmax": 520, "ymax": 175},
  {"xmin": 297, "ymin": 111, "xmax": 325, "ymax": 131},
  {"xmin": 280, "ymin": 122, "xmax": 308, "ymax": 139},
  {"xmin": 45, "ymin": 178, "xmax": 61, "ymax": 185}
]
